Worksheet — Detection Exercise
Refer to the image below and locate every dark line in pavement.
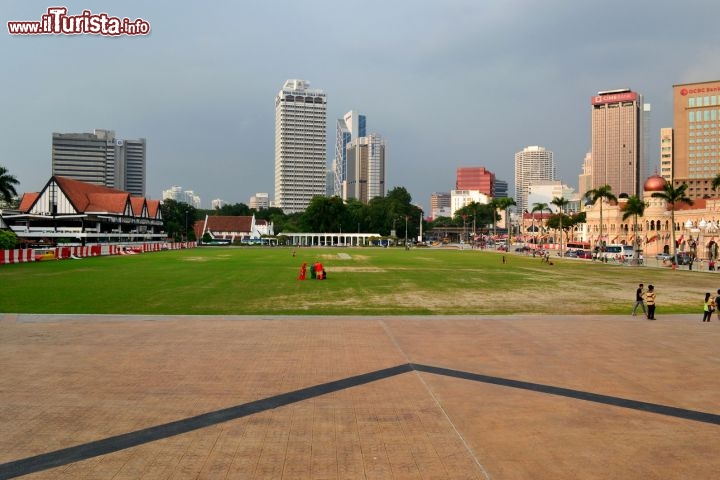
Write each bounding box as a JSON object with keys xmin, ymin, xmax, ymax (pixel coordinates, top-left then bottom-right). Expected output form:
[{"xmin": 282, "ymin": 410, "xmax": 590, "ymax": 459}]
[
  {"xmin": 0, "ymin": 364, "xmax": 412, "ymax": 480},
  {"xmin": 2, "ymin": 362, "xmax": 718, "ymax": 479},
  {"xmin": 412, "ymin": 363, "xmax": 720, "ymax": 426}
]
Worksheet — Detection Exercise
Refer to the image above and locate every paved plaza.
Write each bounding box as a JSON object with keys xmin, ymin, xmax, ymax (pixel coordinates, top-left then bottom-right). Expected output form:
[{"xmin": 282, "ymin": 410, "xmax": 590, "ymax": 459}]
[{"xmin": 0, "ymin": 313, "xmax": 718, "ymax": 479}]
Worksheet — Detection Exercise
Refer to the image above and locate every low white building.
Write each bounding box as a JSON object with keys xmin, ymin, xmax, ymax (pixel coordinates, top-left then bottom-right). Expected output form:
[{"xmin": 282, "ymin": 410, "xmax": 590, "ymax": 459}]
[{"xmin": 450, "ymin": 190, "xmax": 490, "ymax": 217}]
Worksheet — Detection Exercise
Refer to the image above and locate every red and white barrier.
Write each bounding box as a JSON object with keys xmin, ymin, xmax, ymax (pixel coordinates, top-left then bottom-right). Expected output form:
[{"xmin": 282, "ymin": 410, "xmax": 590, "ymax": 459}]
[
  {"xmin": 0, "ymin": 248, "xmax": 34, "ymax": 265},
  {"xmin": 0, "ymin": 242, "xmax": 197, "ymax": 266}
]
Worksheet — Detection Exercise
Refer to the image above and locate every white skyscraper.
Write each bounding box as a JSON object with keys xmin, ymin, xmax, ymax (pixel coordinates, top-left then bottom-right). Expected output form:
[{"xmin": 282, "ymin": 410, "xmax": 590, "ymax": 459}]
[
  {"xmin": 274, "ymin": 79, "xmax": 327, "ymax": 213},
  {"xmin": 514, "ymin": 146, "xmax": 556, "ymax": 214}
]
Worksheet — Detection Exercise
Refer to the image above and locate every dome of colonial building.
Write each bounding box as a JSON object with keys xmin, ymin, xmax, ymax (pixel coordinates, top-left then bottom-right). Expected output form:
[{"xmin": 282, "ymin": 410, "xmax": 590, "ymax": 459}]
[{"xmin": 643, "ymin": 174, "xmax": 666, "ymax": 192}]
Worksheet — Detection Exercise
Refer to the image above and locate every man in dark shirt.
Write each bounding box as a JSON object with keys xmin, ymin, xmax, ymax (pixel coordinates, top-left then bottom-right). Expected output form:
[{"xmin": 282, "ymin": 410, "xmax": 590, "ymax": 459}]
[{"xmin": 631, "ymin": 283, "xmax": 646, "ymax": 317}]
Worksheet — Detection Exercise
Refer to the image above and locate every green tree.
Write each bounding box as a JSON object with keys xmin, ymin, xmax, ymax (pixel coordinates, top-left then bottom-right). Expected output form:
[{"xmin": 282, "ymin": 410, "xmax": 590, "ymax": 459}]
[
  {"xmin": 300, "ymin": 196, "xmax": 346, "ymax": 232},
  {"xmin": 494, "ymin": 197, "xmax": 516, "ymax": 247},
  {"xmin": 160, "ymin": 199, "xmax": 198, "ymax": 242},
  {"xmin": 585, "ymin": 184, "xmax": 617, "ymax": 251},
  {"xmin": 550, "ymin": 197, "xmax": 570, "ymax": 256},
  {"xmin": 455, "ymin": 202, "xmax": 494, "ymax": 236},
  {"xmin": 621, "ymin": 195, "xmax": 647, "ymax": 264},
  {"xmin": 651, "ymin": 182, "xmax": 693, "ymax": 265},
  {"xmin": 0, "ymin": 230, "xmax": 18, "ymax": 249},
  {"xmin": 530, "ymin": 202, "xmax": 550, "ymax": 244},
  {"xmin": 0, "ymin": 165, "xmax": 19, "ymax": 205}
]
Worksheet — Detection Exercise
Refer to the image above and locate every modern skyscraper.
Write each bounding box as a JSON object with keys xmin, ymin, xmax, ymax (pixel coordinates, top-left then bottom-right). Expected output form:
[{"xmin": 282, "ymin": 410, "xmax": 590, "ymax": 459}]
[
  {"xmin": 345, "ymin": 133, "xmax": 385, "ymax": 203},
  {"xmin": 456, "ymin": 167, "xmax": 495, "ymax": 197},
  {"xmin": 274, "ymin": 79, "xmax": 327, "ymax": 213},
  {"xmin": 333, "ymin": 110, "xmax": 366, "ymax": 197},
  {"xmin": 590, "ymin": 88, "xmax": 644, "ymax": 197},
  {"xmin": 514, "ymin": 146, "xmax": 556, "ymax": 214},
  {"xmin": 52, "ymin": 129, "xmax": 146, "ymax": 196},
  {"xmin": 672, "ymin": 80, "xmax": 720, "ymax": 199}
]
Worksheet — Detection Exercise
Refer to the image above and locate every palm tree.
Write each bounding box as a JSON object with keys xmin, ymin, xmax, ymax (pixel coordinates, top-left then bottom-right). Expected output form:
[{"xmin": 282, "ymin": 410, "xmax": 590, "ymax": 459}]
[
  {"xmin": 494, "ymin": 197, "xmax": 517, "ymax": 249},
  {"xmin": 531, "ymin": 202, "xmax": 549, "ymax": 245},
  {"xmin": 0, "ymin": 165, "xmax": 19, "ymax": 206},
  {"xmin": 585, "ymin": 184, "xmax": 617, "ymax": 255},
  {"xmin": 712, "ymin": 173, "xmax": 720, "ymax": 192},
  {"xmin": 551, "ymin": 197, "xmax": 570, "ymax": 256},
  {"xmin": 651, "ymin": 182, "xmax": 693, "ymax": 265},
  {"xmin": 621, "ymin": 195, "xmax": 647, "ymax": 265}
]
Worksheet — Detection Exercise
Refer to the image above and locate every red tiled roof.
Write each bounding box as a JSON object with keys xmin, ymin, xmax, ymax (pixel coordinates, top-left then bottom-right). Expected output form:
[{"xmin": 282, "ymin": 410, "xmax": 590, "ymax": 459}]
[
  {"xmin": 85, "ymin": 193, "xmax": 129, "ymax": 214},
  {"xmin": 146, "ymin": 200, "xmax": 160, "ymax": 218},
  {"xmin": 18, "ymin": 192, "xmax": 39, "ymax": 211},
  {"xmin": 205, "ymin": 216, "xmax": 253, "ymax": 233},
  {"xmin": 53, "ymin": 176, "xmax": 128, "ymax": 212},
  {"xmin": 130, "ymin": 197, "xmax": 146, "ymax": 216}
]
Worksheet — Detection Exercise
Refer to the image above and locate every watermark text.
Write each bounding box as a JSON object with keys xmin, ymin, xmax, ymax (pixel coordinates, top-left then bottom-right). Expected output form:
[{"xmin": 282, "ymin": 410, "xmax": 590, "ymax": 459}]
[{"xmin": 8, "ymin": 7, "xmax": 150, "ymax": 36}]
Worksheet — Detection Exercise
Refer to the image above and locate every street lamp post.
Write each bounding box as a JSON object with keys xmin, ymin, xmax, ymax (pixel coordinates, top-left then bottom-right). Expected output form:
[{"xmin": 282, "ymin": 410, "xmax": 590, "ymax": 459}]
[{"xmin": 404, "ymin": 215, "xmax": 409, "ymax": 249}]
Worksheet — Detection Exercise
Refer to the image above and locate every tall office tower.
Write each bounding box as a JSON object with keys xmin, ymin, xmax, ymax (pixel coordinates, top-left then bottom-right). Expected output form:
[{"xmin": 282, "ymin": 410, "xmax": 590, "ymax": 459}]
[
  {"xmin": 660, "ymin": 128, "xmax": 673, "ymax": 183},
  {"xmin": 333, "ymin": 111, "xmax": 366, "ymax": 197},
  {"xmin": 672, "ymin": 80, "xmax": 720, "ymax": 199},
  {"xmin": 494, "ymin": 179, "xmax": 508, "ymax": 198},
  {"xmin": 345, "ymin": 133, "xmax": 386, "ymax": 203},
  {"xmin": 578, "ymin": 152, "xmax": 593, "ymax": 202},
  {"xmin": 274, "ymin": 79, "xmax": 327, "ymax": 213},
  {"xmin": 514, "ymin": 146, "xmax": 556, "ymax": 214},
  {"xmin": 52, "ymin": 129, "xmax": 147, "ymax": 196},
  {"xmin": 456, "ymin": 167, "xmax": 495, "ymax": 196},
  {"xmin": 590, "ymin": 88, "xmax": 644, "ymax": 197},
  {"xmin": 430, "ymin": 192, "xmax": 451, "ymax": 220}
]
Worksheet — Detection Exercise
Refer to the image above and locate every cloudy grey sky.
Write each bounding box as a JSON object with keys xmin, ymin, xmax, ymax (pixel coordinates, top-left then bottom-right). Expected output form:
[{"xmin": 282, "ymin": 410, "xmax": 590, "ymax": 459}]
[{"xmin": 2, "ymin": 0, "xmax": 719, "ymax": 211}]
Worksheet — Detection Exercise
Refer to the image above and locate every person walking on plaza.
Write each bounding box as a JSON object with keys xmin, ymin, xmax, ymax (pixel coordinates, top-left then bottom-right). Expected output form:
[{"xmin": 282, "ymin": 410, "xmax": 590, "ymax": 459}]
[
  {"xmin": 702, "ymin": 292, "xmax": 714, "ymax": 322},
  {"xmin": 631, "ymin": 283, "xmax": 646, "ymax": 317},
  {"xmin": 715, "ymin": 289, "xmax": 720, "ymax": 321},
  {"xmin": 645, "ymin": 285, "xmax": 656, "ymax": 320}
]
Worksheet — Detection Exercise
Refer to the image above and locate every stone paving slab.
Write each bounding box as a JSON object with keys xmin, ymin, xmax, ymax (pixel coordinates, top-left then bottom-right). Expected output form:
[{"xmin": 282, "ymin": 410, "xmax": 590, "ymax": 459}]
[{"xmin": 0, "ymin": 314, "xmax": 718, "ymax": 479}]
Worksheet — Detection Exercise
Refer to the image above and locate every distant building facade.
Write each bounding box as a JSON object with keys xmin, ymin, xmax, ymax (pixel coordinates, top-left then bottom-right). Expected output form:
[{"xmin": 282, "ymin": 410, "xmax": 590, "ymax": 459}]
[
  {"xmin": 333, "ymin": 110, "xmax": 366, "ymax": 197},
  {"xmin": 430, "ymin": 192, "xmax": 451, "ymax": 220},
  {"xmin": 671, "ymin": 80, "xmax": 720, "ymax": 199},
  {"xmin": 345, "ymin": 133, "xmax": 386, "ymax": 203},
  {"xmin": 578, "ymin": 152, "xmax": 592, "ymax": 205},
  {"xmin": 660, "ymin": 127, "xmax": 673, "ymax": 183},
  {"xmin": 514, "ymin": 146, "xmax": 556, "ymax": 215},
  {"xmin": 450, "ymin": 190, "xmax": 490, "ymax": 218},
  {"xmin": 52, "ymin": 129, "xmax": 146, "ymax": 196},
  {"xmin": 274, "ymin": 79, "xmax": 327, "ymax": 213},
  {"xmin": 249, "ymin": 193, "xmax": 270, "ymax": 210},
  {"xmin": 211, "ymin": 198, "xmax": 225, "ymax": 210},
  {"xmin": 456, "ymin": 167, "xmax": 495, "ymax": 197},
  {"xmin": 494, "ymin": 179, "xmax": 509, "ymax": 199},
  {"xmin": 590, "ymin": 88, "xmax": 645, "ymax": 197},
  {"xmin": 162, "ymin": 185, "xmax": 201, "ymax": 208}
]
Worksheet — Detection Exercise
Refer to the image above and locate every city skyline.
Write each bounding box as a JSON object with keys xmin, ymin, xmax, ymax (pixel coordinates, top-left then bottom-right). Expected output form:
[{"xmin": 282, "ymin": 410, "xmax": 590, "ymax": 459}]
[{"xmin": 3, "ymin": 1, "xmax": 720, "ymax": 213}]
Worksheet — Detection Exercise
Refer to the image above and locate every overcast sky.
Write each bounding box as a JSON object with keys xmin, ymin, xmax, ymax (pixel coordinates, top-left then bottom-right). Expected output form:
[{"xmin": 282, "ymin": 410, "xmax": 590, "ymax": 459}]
[{"xmin": 2, "ymin": 1, "xmax": 720, "ymax": 212}]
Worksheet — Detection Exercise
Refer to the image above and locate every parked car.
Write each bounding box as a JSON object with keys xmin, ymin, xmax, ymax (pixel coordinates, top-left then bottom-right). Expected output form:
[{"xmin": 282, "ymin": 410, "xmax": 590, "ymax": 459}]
[
  {"xmin": 497, "ymin": 244, "xmax": 508, "ymax": 252},
  {"xmin": 675, "ymin": 252, "xmax": 694, "ymax": 265},
  {"xmin": 515, "ymin": 245, "xmax": 530, "ymax": 252},
  {"xmin": 564, "ymin": 249, "xmax": 579, "ymax": 258},
  {"xmin": 577, "ymin": 250, "xmax": 593, "ymax": 259},
  {"xmin": 655, "ymin": 252, "xmax": 672, "ymax": 261}
]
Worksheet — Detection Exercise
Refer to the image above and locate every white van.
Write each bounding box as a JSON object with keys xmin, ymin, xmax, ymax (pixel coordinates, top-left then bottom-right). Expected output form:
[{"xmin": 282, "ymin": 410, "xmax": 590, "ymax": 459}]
[{"xmin": 602, "ymin": 244, "xmax": 643, "ymax": 263}]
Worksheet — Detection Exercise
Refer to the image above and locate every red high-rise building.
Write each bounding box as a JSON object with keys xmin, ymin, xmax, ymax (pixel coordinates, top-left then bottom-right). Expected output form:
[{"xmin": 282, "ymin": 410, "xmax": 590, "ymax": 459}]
[{"xmin": 456, "ymin": 167, "xmax": 495, "ymax": 197}]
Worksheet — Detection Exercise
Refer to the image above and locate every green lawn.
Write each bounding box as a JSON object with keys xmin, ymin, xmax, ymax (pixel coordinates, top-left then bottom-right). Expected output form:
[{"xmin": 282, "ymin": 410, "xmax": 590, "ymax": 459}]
[{"xmin": 0, "ymin": 247, "xmax": 709, "ymax": 315}]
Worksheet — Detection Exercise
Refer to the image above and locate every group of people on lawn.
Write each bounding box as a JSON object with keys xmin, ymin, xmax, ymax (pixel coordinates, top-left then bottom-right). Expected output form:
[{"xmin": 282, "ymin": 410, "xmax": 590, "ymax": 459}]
[{"xmin": 298, "ymin": 260, "xmax": 326, "ymax": 280}]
